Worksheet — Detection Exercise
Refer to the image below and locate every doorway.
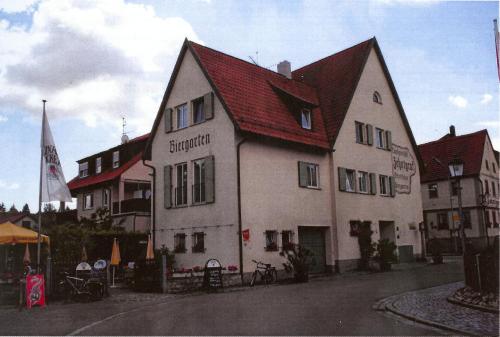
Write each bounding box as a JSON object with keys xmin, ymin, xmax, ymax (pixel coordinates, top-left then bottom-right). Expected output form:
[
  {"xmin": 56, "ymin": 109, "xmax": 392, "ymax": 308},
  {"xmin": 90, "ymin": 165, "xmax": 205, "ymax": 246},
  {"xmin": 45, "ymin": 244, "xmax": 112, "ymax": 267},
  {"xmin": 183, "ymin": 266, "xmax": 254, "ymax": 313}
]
[{"xmin": 298, "ymin": 227, "xmax": 326, "ymax": 274}]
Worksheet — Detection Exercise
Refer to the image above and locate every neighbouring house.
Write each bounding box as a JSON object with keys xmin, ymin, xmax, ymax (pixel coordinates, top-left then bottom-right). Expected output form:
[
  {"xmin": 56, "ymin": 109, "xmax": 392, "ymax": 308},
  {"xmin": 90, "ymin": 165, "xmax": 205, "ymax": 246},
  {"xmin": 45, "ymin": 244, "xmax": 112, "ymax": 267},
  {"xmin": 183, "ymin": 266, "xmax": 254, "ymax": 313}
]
[
  {"xmin": 67, "ymin": 134, "xmax": 152, "ymax": 232},
  {"xmin": 0, "ymin": 213, "xmax": 38, "ymax": 230},
  {"xmin": 419, "ymin": 126, "xmax": 500, "ymax": 253},
  {"xmin": 144, "ymin": 37, "xmax": 424, "ymax": 277}
]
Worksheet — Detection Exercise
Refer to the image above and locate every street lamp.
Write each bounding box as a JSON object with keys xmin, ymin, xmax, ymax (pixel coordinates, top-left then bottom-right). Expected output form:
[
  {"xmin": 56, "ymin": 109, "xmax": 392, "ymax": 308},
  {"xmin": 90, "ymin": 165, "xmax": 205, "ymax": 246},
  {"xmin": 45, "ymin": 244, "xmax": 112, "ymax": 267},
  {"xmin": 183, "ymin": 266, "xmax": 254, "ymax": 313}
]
[{"xmin": 448, "ymin": 158, "xmax": 465, "ymax": 256}]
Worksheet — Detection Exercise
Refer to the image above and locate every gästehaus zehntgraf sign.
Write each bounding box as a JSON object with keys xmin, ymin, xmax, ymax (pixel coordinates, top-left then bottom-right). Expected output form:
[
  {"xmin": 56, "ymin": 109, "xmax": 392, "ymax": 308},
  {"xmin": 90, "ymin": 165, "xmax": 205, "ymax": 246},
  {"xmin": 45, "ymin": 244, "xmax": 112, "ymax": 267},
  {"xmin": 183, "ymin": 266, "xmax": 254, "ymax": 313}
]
[
  {"xmin": 392, "ymin": 144, "xmax": 416, "ymax": 194},
  {"xmin": 170, "ymin": 133, "xmax": 211, "ymax": 154}
]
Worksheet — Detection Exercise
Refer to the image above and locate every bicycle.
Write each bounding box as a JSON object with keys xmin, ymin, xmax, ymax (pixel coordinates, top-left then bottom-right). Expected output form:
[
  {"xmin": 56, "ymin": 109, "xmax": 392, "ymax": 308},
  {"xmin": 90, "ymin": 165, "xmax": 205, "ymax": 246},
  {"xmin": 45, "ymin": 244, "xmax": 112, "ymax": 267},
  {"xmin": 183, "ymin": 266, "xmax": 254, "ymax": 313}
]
[
  {"xmin": 249, "ymin": 260, "xmax": 277, "ymax": 286},
  {"xmin": 58, "ymin": 272, "xmax": 104, "ymax": 302}
]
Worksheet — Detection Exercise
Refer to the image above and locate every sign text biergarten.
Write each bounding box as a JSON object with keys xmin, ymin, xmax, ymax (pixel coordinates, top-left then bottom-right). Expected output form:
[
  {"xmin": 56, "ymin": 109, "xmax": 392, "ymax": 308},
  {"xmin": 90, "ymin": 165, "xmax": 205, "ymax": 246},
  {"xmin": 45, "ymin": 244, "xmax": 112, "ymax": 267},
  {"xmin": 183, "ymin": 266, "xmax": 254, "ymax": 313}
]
[{"xmin": 170, "ymin": 133, "xmax": 211, "ymax": 154}]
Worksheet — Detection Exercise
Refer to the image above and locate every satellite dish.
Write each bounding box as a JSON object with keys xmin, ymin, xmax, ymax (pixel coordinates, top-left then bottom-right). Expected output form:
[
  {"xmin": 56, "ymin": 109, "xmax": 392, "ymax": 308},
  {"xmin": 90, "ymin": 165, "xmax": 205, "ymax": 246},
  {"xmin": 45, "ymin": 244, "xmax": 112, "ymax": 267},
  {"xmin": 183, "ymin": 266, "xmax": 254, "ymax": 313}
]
[
  {"xmin": 94, "ymin": 260, "xmax": 107, "ymax": 270},
  {"xmin": 121, "ymin": 134, "xmax": 129, "ymax": 144},
  {"xmin": 76, "ymin": 262, "xmax": 92, "ymax": 271}
]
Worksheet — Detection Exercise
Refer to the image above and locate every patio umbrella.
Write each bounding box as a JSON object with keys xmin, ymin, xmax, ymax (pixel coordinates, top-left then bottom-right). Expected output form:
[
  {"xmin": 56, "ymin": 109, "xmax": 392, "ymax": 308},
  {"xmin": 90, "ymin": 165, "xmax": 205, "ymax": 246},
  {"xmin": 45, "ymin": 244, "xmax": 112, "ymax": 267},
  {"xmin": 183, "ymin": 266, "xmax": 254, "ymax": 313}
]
[
  {"xmin": 146, "ymin": 234, "xmax": 154, "ymax": 261},
  {"xmin": 0, "ymin": 222, "xmax": 49, "ymax": 245},
  {"xmin": 81, "ymin": 246, "xmax": 88, "ymax": 262},
  {"xmin": 23, "ymin": 243, "xmax": 31, "ymax": 264},
  {"xmin": 110, "ymin": 238, "xmax": 120, "ymax": 287}
]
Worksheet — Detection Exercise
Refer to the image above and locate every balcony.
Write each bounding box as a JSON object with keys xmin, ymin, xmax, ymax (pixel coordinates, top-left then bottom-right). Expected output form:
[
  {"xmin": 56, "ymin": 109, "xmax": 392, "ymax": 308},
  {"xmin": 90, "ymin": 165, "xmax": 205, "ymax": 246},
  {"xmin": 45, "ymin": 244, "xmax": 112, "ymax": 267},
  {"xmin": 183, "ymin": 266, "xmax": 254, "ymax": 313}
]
[{"xmin": 112, "ymin": 198, "xmax": 151, "ymax": 215}]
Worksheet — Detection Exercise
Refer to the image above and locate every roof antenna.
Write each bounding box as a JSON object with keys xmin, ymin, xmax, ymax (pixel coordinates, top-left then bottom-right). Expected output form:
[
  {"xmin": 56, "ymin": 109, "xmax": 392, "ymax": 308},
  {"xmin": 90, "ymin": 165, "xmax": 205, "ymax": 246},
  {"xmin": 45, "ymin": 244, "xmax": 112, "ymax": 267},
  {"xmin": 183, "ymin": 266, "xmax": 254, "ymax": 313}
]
[
  {"xmin": 121, "ymin": 116, "xmax": 129, "ymax": 144},
  {"xmin": 248, "ymin": 51, "xmax": 259, "ymax": 65}
]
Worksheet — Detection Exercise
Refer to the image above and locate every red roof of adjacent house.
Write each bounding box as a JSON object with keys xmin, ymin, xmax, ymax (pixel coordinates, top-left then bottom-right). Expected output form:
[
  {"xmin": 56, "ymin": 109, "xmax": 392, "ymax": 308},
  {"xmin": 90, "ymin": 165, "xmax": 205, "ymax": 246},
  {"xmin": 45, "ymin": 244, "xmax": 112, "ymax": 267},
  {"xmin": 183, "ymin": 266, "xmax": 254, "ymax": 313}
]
[
  {"xmin": 418, "ymin": 130, "xmax": 488, "ymax": 183},
  {"xmin": 67, "ymin": 152, "xmax": 143, "ymax": 192},
  {"xmin": 0, "ymin": 213, "xmax": 35, "ymax": 224}
]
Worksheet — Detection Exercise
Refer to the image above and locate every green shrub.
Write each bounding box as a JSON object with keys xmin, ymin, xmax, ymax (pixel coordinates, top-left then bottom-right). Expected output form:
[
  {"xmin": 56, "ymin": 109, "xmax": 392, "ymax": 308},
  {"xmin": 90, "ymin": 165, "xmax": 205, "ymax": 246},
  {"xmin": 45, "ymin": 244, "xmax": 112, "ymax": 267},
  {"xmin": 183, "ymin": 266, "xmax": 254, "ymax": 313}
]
[
  {"xmin": 280, "ymin": 244, "xmax": 312, "ymax": 282},
  {"xmin": 374, "ymin": 239, "xmax": 397, "ymax": 271}
]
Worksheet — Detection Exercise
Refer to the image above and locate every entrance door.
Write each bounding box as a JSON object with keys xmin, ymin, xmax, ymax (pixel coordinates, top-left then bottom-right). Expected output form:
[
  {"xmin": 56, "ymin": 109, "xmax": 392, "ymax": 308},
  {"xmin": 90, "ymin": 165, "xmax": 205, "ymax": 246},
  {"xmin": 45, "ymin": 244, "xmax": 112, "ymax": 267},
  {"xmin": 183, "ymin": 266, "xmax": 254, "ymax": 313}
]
[
  {"xmin": 298, "ymin": 227, "xmax": 326, "ymax": 274},
  {"xmin": 379, "ymin": 221, "xmax": 396, "ymax": 243}
]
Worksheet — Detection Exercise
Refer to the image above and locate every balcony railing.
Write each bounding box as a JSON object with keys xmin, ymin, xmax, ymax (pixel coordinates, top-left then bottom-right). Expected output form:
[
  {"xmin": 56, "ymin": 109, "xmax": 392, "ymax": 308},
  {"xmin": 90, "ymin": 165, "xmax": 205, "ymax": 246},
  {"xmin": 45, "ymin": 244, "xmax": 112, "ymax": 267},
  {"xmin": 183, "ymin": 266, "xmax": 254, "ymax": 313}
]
[{"xmin": 112, "ymin": 198, "xmax": 151, "ymax": 214}]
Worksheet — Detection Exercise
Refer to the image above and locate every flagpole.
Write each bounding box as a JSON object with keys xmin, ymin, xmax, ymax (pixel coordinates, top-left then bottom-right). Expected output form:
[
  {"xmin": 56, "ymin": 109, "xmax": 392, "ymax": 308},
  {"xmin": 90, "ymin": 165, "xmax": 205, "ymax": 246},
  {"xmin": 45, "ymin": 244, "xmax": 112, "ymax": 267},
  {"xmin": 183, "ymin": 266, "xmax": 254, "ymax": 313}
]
[{"xmin": 37, "ymin": 99, "xmax": 46, "ymax": 274}]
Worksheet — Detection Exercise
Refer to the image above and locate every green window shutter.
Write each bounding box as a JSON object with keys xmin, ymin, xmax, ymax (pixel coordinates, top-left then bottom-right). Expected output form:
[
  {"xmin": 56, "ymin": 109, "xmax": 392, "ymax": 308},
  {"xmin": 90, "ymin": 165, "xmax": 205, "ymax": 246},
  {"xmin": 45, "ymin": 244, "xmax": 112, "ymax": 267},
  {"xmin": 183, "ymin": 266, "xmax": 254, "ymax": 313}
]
[
  {"xmin": 164, "ymin": 165, "xmax": 172, "ymax": 208},
  {"xmin": 369, "ymin": 173, "xmax": 377, "ymax": 195},
  {"xmin": 205, "ymin": 155, "xmax": 215, "ymax": 203},
  {"xmin": 366, "ymin": 124, "xmax": 373, "ymax": 146},
  {"xmin": 385, "ymin": 131, "xmax": 392, "ymax": 150},
  {"xmin": 204, "ymin": 92, "xmax": 214, "ymax": 120},
  {"xmin": 338, "ymin": 167, "xmax": 347, "ymax": 191},
  {"xmin": 164, "ymin": 108, "xmax": 172, "ymax": 133},
  {"xmin": 298, "ymin": 161, "xmax": 308, "ymax": 187},
  {"xmin": 389, "ymin": 176, "xmax": 396, "ymax": 197}
]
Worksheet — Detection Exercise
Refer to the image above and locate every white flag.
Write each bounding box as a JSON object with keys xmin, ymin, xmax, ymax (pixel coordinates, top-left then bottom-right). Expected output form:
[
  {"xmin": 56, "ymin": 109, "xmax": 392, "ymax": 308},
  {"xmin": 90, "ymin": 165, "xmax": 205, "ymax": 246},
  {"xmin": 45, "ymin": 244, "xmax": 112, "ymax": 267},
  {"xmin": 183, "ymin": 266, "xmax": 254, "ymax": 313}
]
[{"xmin": 41, "ymin": 109, "xmax": 72, "ymax": 202}]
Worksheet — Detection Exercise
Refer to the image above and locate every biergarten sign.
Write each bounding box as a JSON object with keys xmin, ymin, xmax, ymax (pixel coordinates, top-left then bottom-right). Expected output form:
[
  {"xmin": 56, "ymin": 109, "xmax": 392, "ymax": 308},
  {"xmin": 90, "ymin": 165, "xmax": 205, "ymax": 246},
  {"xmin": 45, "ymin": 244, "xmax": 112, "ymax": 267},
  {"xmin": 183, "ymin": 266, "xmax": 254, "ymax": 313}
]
[
  {"xmin": 391, "ymin": 144, "xmax": 416, "ymax": 194},
  {"xmin": 203, "ymin": 258, "xmax": 223, "ymax": 291},
  {"xmin": 169, "ymin": 133, "xmax": 211, "ymax": 154}
]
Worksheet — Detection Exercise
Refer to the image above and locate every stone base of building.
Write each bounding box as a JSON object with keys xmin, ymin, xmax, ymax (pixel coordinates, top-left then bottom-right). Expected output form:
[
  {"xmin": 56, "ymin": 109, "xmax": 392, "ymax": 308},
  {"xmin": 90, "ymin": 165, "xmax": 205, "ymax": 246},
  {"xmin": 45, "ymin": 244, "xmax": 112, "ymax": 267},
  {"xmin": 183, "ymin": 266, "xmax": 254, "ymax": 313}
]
[
  {"xmin": 335, "ymin": 259, "xmax": 360, "ymax": 273},
  {"xmin": 166, "ymin": 272, "xmax": 241, "ymax": 293}
]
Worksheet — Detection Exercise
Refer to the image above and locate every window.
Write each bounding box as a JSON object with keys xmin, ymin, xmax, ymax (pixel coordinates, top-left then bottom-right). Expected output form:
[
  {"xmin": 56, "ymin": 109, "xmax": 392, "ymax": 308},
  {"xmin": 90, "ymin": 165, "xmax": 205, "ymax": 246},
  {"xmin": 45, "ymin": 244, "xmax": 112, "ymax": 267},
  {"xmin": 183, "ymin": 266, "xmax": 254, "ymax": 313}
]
[
  {"xmin": 192, "ymin": 232, "xmax": 205, "ymax": 253},
  {"xmin": 485, "ymin": 180, "xmax": 490, "ymax": 195},
  {"xmin": 193, "ymin": 159, "xmax": 206, "ymax": 204},
  {"xmin": 486, "ymin": 160, "xmax": 489, "ymax": 170},
  {"xmin": 281, "ymin": 230, "xmax": 294, "ymax": 250},
  {"xmin": 22, "ymin": 220, "xmax": 31, "ymax": 228},
  {"xmin": 265, "ymin": 230, "xmax": 278, "ymax": 251},
  {"xmin": 176, "ymin": 104, "xmax": 188, "ymax": 129},
  {"xmin": 428, "ymin": 183, "xmax": 438, "ymax": 198},
  {"xmin": 493, "ymin": 163, "xmax": 496, "ymax": 173},
  {"xmin": 301, "ymin": 109, "xmax": 312, "ymax": 129},
  {"xmin": 102, "ymin": 189, "xmax": 110, "ymax": 207},
  {"xmin": 84, "ymin": 193, "xmax": 93, "ymax": 210},
  {"xmin": 451, "ymin": 181, "xmax": 458, "ymax": 196},
  {"xmin": 493, "ymin": 211, "xmax": 498, "ymax": 227},
  {"xmin": 96, "ymin": 157, "xmax": 102, "ymax": 174},
  {"xmin": 358, "ymin": 171, "xmax": 369, "ymax": 193},
  {"xmin": 112, "ymin": 151, "xmax": 119, "ymax": 168},
  {"xmin": 298, "ymin": 162, "xmax": 319, "ymax": 188},
  {"xmin": 380, "ymin": 175, "xmax": 389, "ymax": 196},
  {"xmin": 492, "ymin": 181, "xmax": 497, "ymax": 197},
  {"xmin": 376, "ymin": 128, "xmax": 385, "ymax": 149},
  {"xmin": 373, "ymin": 91, "xmax": 382, "ymax": 104},
  {"xmin": 345, "ymin": 169, "xmax": 356, "ymax": 192},
  {"xmin": 355, "ymin": 122, "xmax": 365, "ymax": 144},
  {"xmin": 79, "ymin": 162, "xmax": 89, "ymax": 178},
  {"xmin": 192, "ymin": 97, "xmax": 205, "ymax": 124},
  {"xmin": 175, "ymin": 163, "xmax": 188, "ymax": 206},
  {"xmin": 174, "ymin": 233, "xmax": 186, "ymax": 253},
  {"xmin": 463, "ymin": 210, "xmax": 472, "ymax": 229},
  {"xmin": 437, "ymin": 213, "xmax": 449, "ymax": 230}
]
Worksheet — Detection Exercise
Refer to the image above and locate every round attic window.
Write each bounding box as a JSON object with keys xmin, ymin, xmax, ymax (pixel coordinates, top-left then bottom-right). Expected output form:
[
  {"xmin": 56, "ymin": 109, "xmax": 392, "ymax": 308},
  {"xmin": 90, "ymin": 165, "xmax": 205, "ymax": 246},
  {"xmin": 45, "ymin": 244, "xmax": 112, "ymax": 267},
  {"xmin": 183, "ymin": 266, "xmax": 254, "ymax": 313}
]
[{"xmin": 373, "ymin": 91, "xmax": 382, "ymax": 104}]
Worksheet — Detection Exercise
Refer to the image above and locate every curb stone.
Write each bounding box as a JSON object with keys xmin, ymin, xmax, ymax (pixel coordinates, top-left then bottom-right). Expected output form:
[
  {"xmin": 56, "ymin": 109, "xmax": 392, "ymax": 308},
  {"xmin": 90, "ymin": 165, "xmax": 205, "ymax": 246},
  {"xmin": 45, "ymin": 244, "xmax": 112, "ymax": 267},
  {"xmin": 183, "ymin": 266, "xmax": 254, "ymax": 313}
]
[{"xmin": 447, "ymin": 295, "xmax": 499, "ymax": 314}]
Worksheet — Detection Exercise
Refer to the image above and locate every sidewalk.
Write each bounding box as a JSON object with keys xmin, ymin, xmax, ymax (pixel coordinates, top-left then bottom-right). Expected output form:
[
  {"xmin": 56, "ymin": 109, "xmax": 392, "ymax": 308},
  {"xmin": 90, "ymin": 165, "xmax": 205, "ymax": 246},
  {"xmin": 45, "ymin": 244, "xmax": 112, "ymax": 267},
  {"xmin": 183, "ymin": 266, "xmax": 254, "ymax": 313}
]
[{"xmin": 374, "ymin": 281, "xmax": 499, "ymax": 336}]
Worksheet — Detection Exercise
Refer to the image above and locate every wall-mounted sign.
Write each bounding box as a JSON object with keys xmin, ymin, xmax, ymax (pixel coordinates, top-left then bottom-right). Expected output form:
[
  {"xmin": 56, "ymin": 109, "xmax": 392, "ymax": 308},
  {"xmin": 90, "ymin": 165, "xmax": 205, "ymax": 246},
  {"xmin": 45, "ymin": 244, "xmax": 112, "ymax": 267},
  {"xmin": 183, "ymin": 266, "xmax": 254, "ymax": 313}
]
[
  {"xmin": 169, "ymin": 133, "xmax": 211, "ymax": 154},
  {"xmin": 203, "ymin": 258, "xmax": 223, "ymax": 291},
  {"xmin": 392, "ymin": 144, "xmax": 416, "ymax": 194},
  {"xmin": 242, "ymin": 229, "xmax": 250, "ymax": 241}
]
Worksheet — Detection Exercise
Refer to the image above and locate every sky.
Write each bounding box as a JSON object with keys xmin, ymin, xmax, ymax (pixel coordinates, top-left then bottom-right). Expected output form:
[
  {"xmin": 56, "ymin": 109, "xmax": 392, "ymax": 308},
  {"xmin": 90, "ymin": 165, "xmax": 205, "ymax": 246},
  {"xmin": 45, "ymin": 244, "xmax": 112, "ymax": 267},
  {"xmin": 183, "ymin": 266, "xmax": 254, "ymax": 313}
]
[{"xmin": 0, "ymin": 0, "xmax": 498, "ymax": 211}]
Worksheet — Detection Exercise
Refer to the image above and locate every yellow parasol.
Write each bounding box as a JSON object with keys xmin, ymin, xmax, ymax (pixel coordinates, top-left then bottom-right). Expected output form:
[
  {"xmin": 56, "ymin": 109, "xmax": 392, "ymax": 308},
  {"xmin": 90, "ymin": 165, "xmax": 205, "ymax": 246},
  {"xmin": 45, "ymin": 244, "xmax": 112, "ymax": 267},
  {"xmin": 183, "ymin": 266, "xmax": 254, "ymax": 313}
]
[
  {"xmin": 0, "ymin": 222, "xmax": 49, "ymax": 245},
  {"xmin": 81, "ymin": 246, "xmax": 88, "ymax": 262},
  {"xmin": 23, "ymin": 243, "xmax": 31, "ymax": 263},
  {"xmin": 110, "ymin": 238, "xmax": 121, "ymax": 266},
  {"xmin": 146, "ymin": 234, "xmax": 154, "ymax": 260}
]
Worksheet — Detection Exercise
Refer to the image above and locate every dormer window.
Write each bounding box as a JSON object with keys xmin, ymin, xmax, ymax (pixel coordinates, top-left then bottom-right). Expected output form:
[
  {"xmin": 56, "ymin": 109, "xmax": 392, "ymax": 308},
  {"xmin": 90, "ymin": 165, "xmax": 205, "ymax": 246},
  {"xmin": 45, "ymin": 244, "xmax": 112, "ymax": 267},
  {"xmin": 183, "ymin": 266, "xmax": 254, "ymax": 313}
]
[
  {"xmin": 373, "ymin": 91, "xmax": 382, "ymax": 104},
  {"xmin": 96, "ymin": 157, "xmax": 102, "ymax": 174},
  {"xmin": 113, "ymin": 151, "xmax": 120, "ymax": 168},
  {"xmin": 79, "ymin": 162, "xmax": 88, "ymax": 178},
  {"xmin": 301, "ymin": 108, "xmax": 311, "ymax": 129}
]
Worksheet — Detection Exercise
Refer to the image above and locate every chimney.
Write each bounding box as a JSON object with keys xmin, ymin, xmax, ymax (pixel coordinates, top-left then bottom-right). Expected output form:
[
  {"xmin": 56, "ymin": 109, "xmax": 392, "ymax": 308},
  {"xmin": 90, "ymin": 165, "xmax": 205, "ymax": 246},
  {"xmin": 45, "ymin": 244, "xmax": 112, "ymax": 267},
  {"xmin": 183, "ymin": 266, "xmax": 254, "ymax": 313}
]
[
  {"xmin": 449, "ymin": 125, "xmax": 456, "ymax": 137},
  {"xmin": 277, "ymin": 60, "xmax": 291, "ymax": 79}
]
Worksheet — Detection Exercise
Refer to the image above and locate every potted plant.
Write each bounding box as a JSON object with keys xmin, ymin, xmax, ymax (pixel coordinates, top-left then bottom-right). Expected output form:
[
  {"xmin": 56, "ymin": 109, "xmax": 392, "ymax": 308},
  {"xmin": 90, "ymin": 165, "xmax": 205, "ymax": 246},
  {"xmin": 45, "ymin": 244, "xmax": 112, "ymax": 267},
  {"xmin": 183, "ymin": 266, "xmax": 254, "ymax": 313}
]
[
  {"xmin": 374, "ymin": 239, "xmax": 397, "ymax": 271},
  {"xmin": 357, "ymin": 223, "xmax": 375, "ymax": 270},
  {"xmin": 428, "ymin": 238, "xmax": 443, "ymax": 264},
  {"xmin": 280, "ymin": 244, "xmax": 312, "ymax": 282}
]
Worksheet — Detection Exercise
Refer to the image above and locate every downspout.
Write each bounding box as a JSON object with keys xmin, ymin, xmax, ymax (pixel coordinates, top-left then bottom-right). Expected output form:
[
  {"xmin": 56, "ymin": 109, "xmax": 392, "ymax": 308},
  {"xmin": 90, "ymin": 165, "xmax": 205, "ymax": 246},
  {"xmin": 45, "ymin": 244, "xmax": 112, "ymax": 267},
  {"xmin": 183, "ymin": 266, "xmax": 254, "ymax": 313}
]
[
  {"xmin": 143, "ymin": 159, "xmax": 156, "ymax": 250},
  {"xmin": 237, "ymin": 138, "xmax": 247, "ymax": 283},
  {"xmin": 477, "ymin": 177, "xmax": 489, "ymax": 247}
]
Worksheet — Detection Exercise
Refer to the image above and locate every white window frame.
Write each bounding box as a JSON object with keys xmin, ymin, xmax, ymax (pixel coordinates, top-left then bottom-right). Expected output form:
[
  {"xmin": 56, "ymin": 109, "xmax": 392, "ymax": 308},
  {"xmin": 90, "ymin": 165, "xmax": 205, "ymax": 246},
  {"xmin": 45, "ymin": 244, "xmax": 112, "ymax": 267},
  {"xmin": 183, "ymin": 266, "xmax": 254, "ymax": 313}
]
[
  {"xmin": 79, "ymin": 162, "xmax": 89, "ymax": 178},
  {"xmin": 358, "ymin": 171, "xmax": 369, "ymax": 193},
  {"xmin": 345, "ymin": 169, "xmax": 356, "ymax": 192},
  {"xmin": 192, "ymin": 232, "xmax": 205, "ymax": 253},
  {"xmin": 306, "ymin": 163, "xmax": 319, "ymax": 188},
  {"xmin": 301, "ymin": 108, "xmax": 312, "ymax": 130},
  {"xmin": 112, "ymin": 151, "xmax": 120, "ymax": 168},
  {"xmin": 175, "ymin": 162, "xmax": 188, "ymax": 206},
  {"xmin": 174, "ymin": 233, "xmax": 186, "ymax": 253},
  {"xmin": 176, "ymin": 104, "xmax": 188, "ymax": 129},
  {"xmin": 96, "ymin": 157, "xmax": 102, "ymax": 174},
  {"xmin": 379, "ymin": 175, "xmax": 389, "ymax": 196},
  {"xmin": 376, "ymin": 128, "xmax": 385, "ymax": 149},
  {"xmin": 192, "ymin": 97, "xmax": 205, "ymax": 124},
  {"xmin": 265, "ymin": 230, "xmax": 278, "ymax": 251},
  {"xmin": 193, "ymin": 159, "xmax": 206, "ymax": 204},
  {"xmin": 102, "ymin": 188, "xmax": 110, "ymax": 207},
  {"xmin": 83, "ymin": 193, "xmax": 93, "ymax": 210}
]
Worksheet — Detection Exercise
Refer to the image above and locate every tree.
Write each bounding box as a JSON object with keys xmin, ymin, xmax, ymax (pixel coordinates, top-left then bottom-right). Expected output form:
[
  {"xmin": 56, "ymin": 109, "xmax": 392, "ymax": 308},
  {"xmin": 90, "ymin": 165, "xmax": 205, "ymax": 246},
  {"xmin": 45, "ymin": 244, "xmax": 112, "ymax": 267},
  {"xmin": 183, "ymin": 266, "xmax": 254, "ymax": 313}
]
[
  {"xmin": 9, "ymin": 204, "xmax": 18, "ymax": 213},
  {"xmin": 22, "ymin": 203, "xmax": 30, "ymax": 214},
  {"xmin": 43, "ymin": 203, "xmax": 56, "ymax": 213},
  {"xmin": 0, "ymin": 203, "xmax": 5, "ymax": 213}
]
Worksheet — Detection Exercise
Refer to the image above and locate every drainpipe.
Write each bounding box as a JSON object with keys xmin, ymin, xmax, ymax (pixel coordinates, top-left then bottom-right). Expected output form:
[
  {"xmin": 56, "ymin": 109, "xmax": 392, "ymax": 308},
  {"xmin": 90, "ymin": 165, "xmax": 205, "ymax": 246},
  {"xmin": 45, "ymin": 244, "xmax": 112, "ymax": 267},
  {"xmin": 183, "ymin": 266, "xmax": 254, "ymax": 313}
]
[
  {"xmin": 477, "ymin": 177, "xmax": 489, "ymax": 247},
  {"xmin": 237, "ymin": 138, "xmax": 247, "ymax": 283},
  {"xmin": 143, "ymin": 159, "xmax": 156, "ymax": 250}
]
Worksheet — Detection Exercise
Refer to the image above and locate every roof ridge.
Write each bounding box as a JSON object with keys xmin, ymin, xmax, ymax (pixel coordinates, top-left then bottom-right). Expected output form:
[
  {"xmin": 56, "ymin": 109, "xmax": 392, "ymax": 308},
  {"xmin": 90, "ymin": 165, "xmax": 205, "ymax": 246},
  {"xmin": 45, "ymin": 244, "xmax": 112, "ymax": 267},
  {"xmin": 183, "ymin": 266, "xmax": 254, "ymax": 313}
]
[
  {"xmin": 418, "ymin": 129, "xmax": 487, "ymax": 147},
  {"xmin": 292, "ymin": 37, "xmax": 374, "ymax": 74}
]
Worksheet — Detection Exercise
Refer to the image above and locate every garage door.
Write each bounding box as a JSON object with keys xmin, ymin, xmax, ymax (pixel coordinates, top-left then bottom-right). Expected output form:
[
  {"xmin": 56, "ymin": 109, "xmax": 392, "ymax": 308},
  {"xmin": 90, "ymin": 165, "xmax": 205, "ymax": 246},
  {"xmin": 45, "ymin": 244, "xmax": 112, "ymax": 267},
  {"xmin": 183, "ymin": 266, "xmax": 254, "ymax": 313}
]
[{"xmin": 298, "ymin": 227, "xmax": 326, "ymax": 274}]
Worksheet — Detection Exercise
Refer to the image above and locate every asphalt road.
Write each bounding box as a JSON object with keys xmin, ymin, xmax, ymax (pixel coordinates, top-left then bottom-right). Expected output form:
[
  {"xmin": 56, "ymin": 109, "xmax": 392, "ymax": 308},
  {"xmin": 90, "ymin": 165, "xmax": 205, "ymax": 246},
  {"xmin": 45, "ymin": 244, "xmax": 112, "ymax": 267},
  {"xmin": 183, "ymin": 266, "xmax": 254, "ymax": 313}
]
[{"xmin": 0, "ymin": 258, "xmax": 464, "ymax": 336}]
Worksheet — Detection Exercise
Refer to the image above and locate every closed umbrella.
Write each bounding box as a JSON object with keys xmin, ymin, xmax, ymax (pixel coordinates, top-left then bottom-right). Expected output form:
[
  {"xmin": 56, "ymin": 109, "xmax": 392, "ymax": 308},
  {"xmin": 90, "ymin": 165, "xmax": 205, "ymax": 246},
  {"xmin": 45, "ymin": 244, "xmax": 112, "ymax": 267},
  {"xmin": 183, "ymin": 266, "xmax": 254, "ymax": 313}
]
[
  {"xmin": 23, "ymin": 243, "xmax": 31, "ymax": 264},
  {"xmin": 146, "ymin": 234, "xmax": 154, "ymax": 261},
  {"xmin": 110, "ymin": 238, "xmax": 120, "ymax": 287},
  {"xmin": 81, "ymin": 246, "xmax": 88, "ymax": 262}
]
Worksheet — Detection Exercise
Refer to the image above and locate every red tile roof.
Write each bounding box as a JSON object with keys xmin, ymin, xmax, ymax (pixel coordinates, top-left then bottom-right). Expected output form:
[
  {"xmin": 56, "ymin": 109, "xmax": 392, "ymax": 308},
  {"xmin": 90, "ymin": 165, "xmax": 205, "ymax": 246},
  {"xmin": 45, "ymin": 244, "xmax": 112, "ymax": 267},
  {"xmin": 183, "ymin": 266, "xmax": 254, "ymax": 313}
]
[
  {"xmin": 188, "ymin": 41, "xmax": 330, "ymax": 149},
  {"xmin": 0, "ymin": 213, "xmax": 35, "ymax": 225},
  {"xmin": 67, "ymin": 152, "xmax": 143, "ymax": 193},
  {"xmin": 418, "ymin": 130, "xmax": 487, "ymax": 183}
]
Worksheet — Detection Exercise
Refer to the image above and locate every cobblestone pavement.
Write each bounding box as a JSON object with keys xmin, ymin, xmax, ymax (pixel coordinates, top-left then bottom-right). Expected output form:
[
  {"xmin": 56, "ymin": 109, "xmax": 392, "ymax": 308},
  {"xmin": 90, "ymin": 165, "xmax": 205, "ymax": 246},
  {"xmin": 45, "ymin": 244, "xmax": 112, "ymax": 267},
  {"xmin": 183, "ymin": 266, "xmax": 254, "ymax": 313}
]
[{"xmin": 377, "ymin": 282, "xmax": 499, "ymax": 336}]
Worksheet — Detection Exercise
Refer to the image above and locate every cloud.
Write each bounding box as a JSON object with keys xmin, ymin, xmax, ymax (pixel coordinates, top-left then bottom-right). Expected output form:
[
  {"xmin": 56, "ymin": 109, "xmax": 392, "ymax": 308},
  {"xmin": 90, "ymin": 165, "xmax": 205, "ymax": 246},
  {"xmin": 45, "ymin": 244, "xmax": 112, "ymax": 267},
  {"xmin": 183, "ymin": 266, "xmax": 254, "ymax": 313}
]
[
  {"xmin": 0, "ymin": 0, "xmax": 38, "ymax": 13},
  {"xmin": 0, "ymin": 180, "xmax": 20, "ymax": 190},
  {"xmin": 476, "ymin": 120, "xmax": 499, "ymax": 128},
  {"xmin": 374, "ymin": 0, "xmax": 442, "ymax": 5},
  {"xmin": 480, "ymin": 93, "xmax": 492, "ymax": 105},
  {"xmin": 0, "ymin": 0, "xmax": 201, "ymax": 133},
  {"xmin": 0, "ymin": 115, "xmax": 7, "ymax": 122},
  {"xmin": 448, "ymin": 95, "xmax": 468, "ymax": 109}
]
